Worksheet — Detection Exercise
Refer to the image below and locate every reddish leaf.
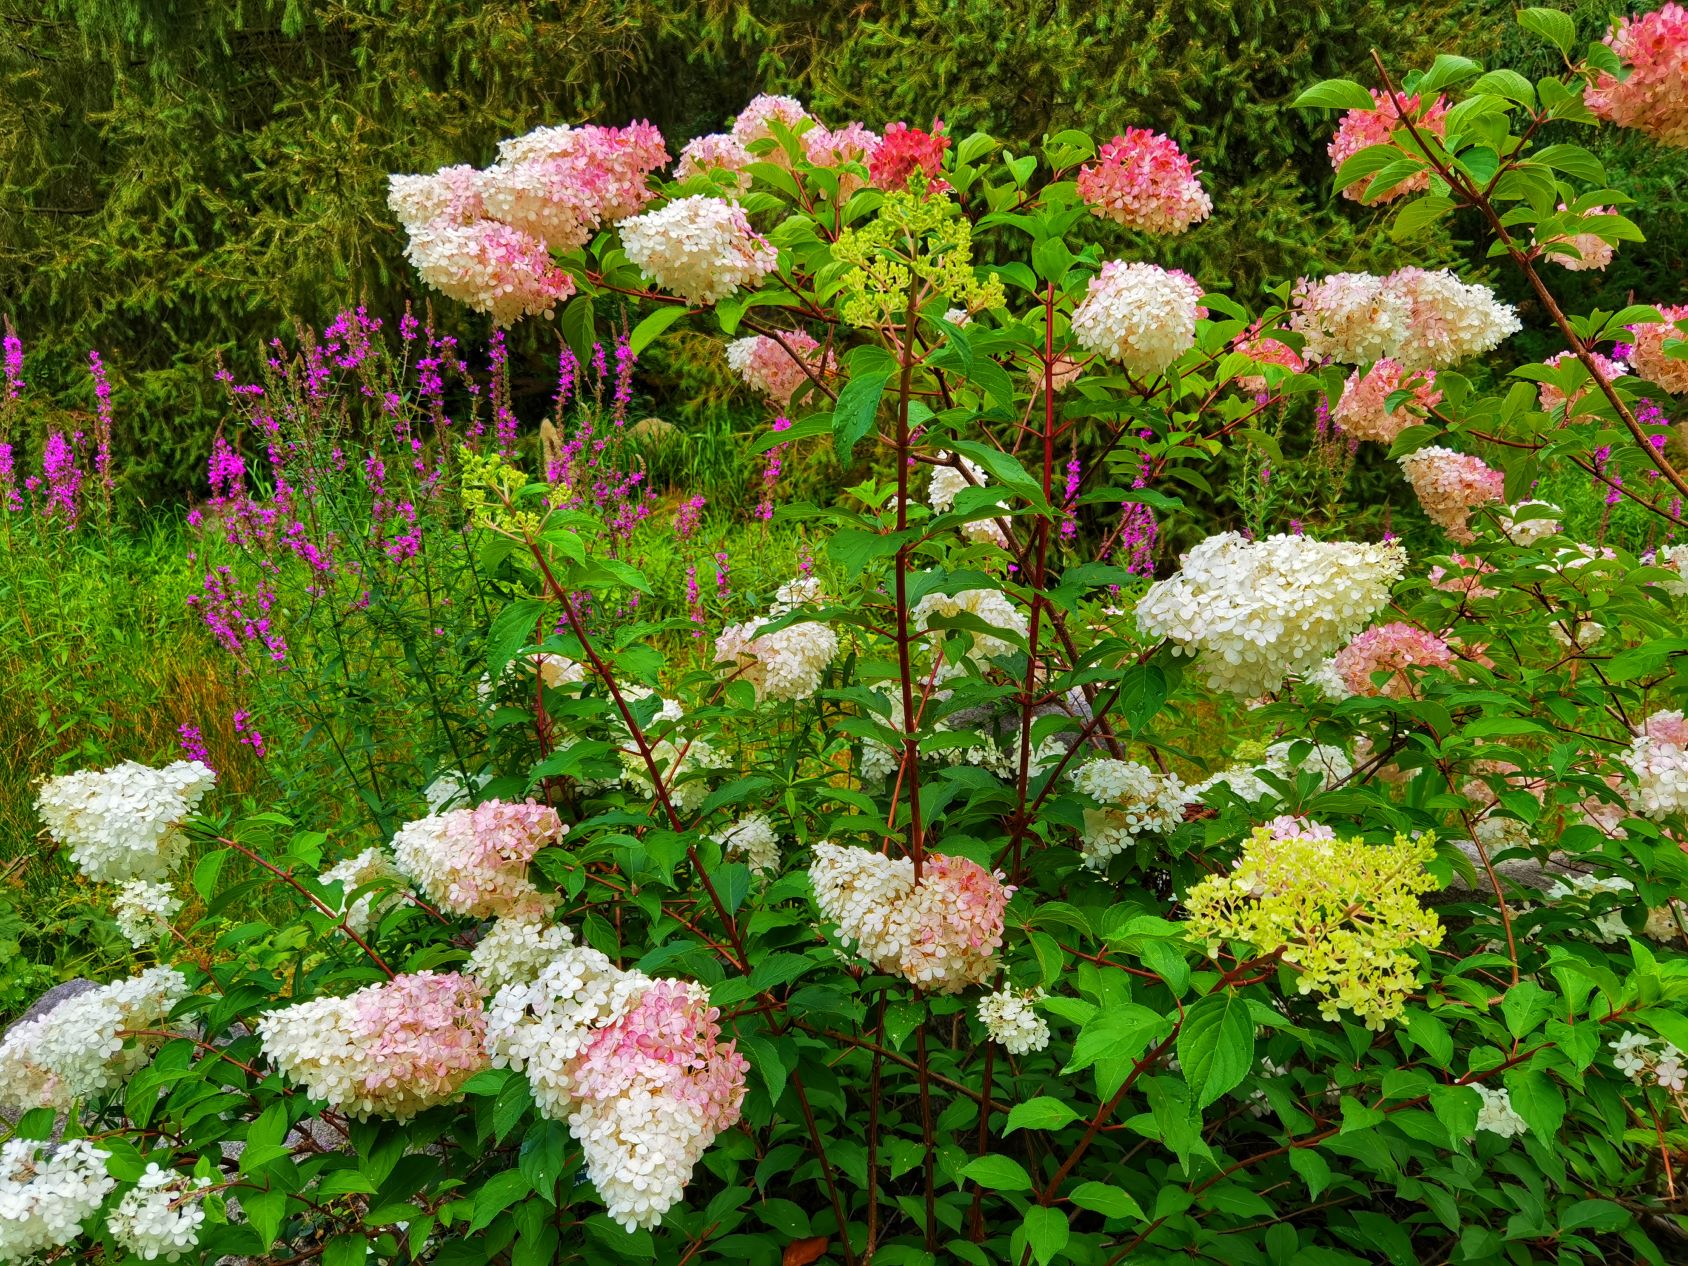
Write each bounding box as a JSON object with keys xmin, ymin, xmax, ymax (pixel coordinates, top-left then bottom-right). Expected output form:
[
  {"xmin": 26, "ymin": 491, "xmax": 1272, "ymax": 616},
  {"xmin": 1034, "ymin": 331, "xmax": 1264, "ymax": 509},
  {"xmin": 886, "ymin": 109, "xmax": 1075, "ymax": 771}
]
[{"xmin": 783, "ymin": 1237, "xmax": 830, "ymax": 1266}]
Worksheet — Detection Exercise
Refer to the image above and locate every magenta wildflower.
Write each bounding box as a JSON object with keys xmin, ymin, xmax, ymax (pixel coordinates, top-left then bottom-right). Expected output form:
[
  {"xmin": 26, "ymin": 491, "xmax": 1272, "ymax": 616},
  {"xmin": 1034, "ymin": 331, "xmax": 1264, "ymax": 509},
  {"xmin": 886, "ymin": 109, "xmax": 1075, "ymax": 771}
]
[{"xmin": 176, "ymin": 724, "xmax": 212, "ymax": 767}]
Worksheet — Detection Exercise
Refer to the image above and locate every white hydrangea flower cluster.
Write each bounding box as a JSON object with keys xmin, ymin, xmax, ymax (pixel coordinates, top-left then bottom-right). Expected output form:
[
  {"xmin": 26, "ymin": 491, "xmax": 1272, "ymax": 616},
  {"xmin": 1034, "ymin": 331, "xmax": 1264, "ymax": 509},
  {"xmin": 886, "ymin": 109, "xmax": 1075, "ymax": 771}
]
[
  {"xmin": 976, "ymin": 987, "xmax": 1050, "ymax": 1055},
  {"xmin": 108, "ymin": 1164, "xmax": 212, "ymax": 1262},
  {"xmin": 710, "ymin": 814, "xmax": 781, "ymax": 875},
  {"xmin": 423, "ymin": 769, "xmax": 492, "ymax": 813},
  {"xmin": 317, "ymin": 847, "xmax": 405, "ymax": 936},
  {"xmin": 1304, "ymin": 657, "xmax": 1352, "ymax": 701},
  {"xmin": 928, "ymin": 454, "xmax": 1008, "ymax": 545},
  {"xmin": 257, "ymin": 971, "xmax": 487, "ymax": 1121},
  {"xmin": 808, "ymin": 841, "xmax": 1010, "ymax": 993},
  {"xmin": 1611, "ymin": 1031, "xmax": 1687, "ymax": 1092},
  {"xmin": 1291, "ymin": 269, "xmax": 1519, "ymax": 368},
  {"xmin": 0, "ymin": 968, "xmax": 188, "ymax": 1113},
  {"xmin": 1135, "ymin": 532, "xmax": 1406, "ymax": 696},
  {"xmin": 1645, "ymin": 900, "xmax": 1685, "ymax": 942},
  {"xmin": 619, "ymin": 719, "xmax": 723, "ymax": 815},
  {"xmin": 486, "ymin": 948, "xmax": 747, "ymax": 1230},
  {"xmin": 1070, "ymin": 261, "xmax": 1201, "ymax": 377},
  {"xmin": 111, "ymin": 880, "xmax": 182, "ymax": 948},
  {"xmin": 35, "ymin": 759, "xmax": 216, "ymax": 883},
  {"xmin": 619, "ymin": 195, "xmax": 779, "ymax": 305},
  {"xmin": 1646, "ymin": 543, "xmax": 1688, "ymax": 597},
  {"xmin": 1071, "ymin": 759, "xmax": 1189, "ymax": 868},
  {"xmin": 467, "ymin": 914, "xmax": 577, "ymax": 995},
  {"xmin": 1543, "ymin": 873, "xmax": 1636, "ymax": 943},
  {"xmin": 714, "ymin": 578, "xmax": 840, "ymax": 703},
  {"xmin": 1471, "ymin": 1084, "xmax": 1528, "ymax": 1139},
  {"xmin": 911, "ymin": 587, "xmax": 1029, "ymax": 679},
  {"xmin": 0, "ymin": 1140, "xmax": 114, "ymax": 1263},
  {"xmin": 1624, "ymin": 710, "xmax": 1688, "ymax": 820}
]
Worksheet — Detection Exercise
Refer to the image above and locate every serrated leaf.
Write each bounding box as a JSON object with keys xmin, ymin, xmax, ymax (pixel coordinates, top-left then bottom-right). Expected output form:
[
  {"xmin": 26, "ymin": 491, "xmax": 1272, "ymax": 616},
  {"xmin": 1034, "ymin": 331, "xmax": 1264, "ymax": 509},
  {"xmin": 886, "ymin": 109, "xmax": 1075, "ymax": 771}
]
[
  {"xmin": 1068, "ymin": 1181, "xmax": 1147, "ymax": 1222},
  {"xmin": 1177, "ymin": 992, "xmax": 1254, "ymax": 1109},
  {"xmin": 1005, "ymin": 1097, "xmax": 1082, "ymax": 1134},
  {"xmin": 1518, "ymin": 7, "xmax": 1576, "ymax": 53},
  {"xmin": 1294, "ymin": 79, "xmax": 1383, "ymax": 111},
  {"xmin": 1020, "ymin": 1207, "xmax": 1069, "ymax": 1266},
  {"xmin": 961, "ymin": 1154, "xmax": 1032, "ymax": 1191},
  {"xmin": 832, "ymin": 371, "xmax": 889, "ymax": 462}
]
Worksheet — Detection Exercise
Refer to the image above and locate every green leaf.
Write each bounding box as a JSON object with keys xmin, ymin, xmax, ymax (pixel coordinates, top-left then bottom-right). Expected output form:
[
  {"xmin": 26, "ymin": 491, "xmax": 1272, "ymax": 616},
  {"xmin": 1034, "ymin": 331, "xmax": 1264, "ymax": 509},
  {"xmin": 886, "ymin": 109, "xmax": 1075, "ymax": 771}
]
[
  {"xmin": 1068, "ymin": 1181, "xmax": 1147, "ymax": 1222},
  {"xmin": 1294, "ymin": 79, "xmax": 1383, "ymax": 111},
  {"xmin": 960, "ymin": 1154, "xmax": 1033, "ymax": 1192},
  {"xmin": 1532, "ymin": 143, "xmax": 1605, "ymax": 185},
  {"xmin": 1502, "ymin": 1068, "xmax": 1565, "ymax": 1140},
  {"xmin": 1177, "ymin": 991, "xmax": 1254, "ymax": 1109},
  {"xmin": 627, "ymin": 305, "xmax": 688, "ymax": 355},
  {"xmin": 494, "ymin": 1072, "xmax": 535, "ymax": 1142},
  {"xmin": 1288, "ymin": 1148, "xmax": 1332, "ymax": 1198},
  {"xmin": 1020, "ymin": 1207, "xmax": 1070, "ymax": 1266},
  {"xmin": 1005, "ymin": 1097, "xmax": 1082, "ymax": 1134},
  {"xmin": 832, "ymin": 371, "xmax": 890, "ymax": 462},
  {"xmin": 470, "ymin": 1169, "xmax": 532, "ymax": 1233},
  {"xmin": 486, "ymin": 598, "xmax": 551, "ymax": 679},
  {"xmin": 1391, "ymin": 194, "xmax": 1454, "ymax": 240},
  {"xmin": 1416, "ymin": 54, "xmax": 1483, "ymax": 93},
  {"xmin": 1404, "ymin": 1009, "xmax": 1453, "ymax": 1067},
  {"xmin": 560, "ymin": 294, "xmax": 596, "ymax": 367},
  {"xmin": 1517, "ymin": 7, "xmax": 1577, "ymax": 54},
  {"xmin": 324, "ymin": 1235, "xmax": 367, "ymax": 1266},
  {"xmin": 1470, "ymin": 69, "xmax": 1536, "ymax": 106}
]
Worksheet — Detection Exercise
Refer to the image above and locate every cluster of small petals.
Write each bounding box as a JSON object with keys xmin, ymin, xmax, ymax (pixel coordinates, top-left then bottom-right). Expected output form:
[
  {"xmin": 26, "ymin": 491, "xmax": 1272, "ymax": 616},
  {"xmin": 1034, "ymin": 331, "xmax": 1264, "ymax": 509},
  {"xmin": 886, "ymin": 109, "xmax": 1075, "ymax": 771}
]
[
  {"xmin": 1497, "ymin": 500, "xmax": 1562, "ymax": 544},
  {"xmin": 1188, "ymin": 741, "xmax": 1353, "ymax": 804},
  {"xmin": 108, "ymin": 1165, "xmax": 211, "ymax": 1261},
  {"xmin": 1646, "ymin": 899, "xmax": 1686, "ymax": 941},
  {"xmin": 1387, "ymin": 267, "xmax": 1522, "ymax": 370},
  {"xmin": 1183, "ymin": 826, "xmax": 1443, "ymax": 1029},
  {"xmin": 1537, "ymin": 350, "xmax": 1629, "ymax": 415},
  {"xmin": 805, "ymin": 123, "xmax": 880, "ymax": 197},
  {"xmin": 402, "ymin": 220, "xmax": 576, "ymax": 326},
  {"xmin": 1333, "ymin": 359, "xmax": 1440, "ymax": 442},
  {"xmin": 710, "ymin": 813, "xmax": 781, "ymax": 875},
  {"xmin": 1652, "ymin": 543, "xmax": 1688, "ymax": 597},
  {"xmin": 809, "ymin": 841, "xmax": 1010, "ymax": 993},
  {"xmin": 1611, "ymin": 1030, "xmax": 1688, "ymax": 1089},
  {"xmin": 1292, "ymin": 269, "xmax": 1518, "ymax": 368},
  {"xmin": 726, "ymin": 331, "xmax": 828, "ymax": 404},
  {"xmin": 317, "ymin": 847, "xmax": 404, "ymax": 936},
  {"xmin": 1233, "ymin": 323, "xmax": 1305, "ymax": 391},
  {"xmin": 1290, "ymin": 272, "xmax": 1410, "ymax": 365},
  {"xmin": 1536, "ymin": 204, "xmax": 1617, "ymax": 271},
  {"xmin": 489, "ymin": 121, "xmax": 667, "ymax": 229},
  {"xmin": 487, "ymin": 948, "xmax": 745, "ymax": 1230},
  {"xmin": 391, "ymin": 800, "xmax": 565, "ymax": 918},
  {"xmin": 619, "ymin": 196, "xmax": 778, "ymax": 305},
  {"xmin": 0, "ymin": 1139, "xmax": 114, "ymax": 1262},
  {"xmin": 731, "ymin": 94, "xmax": 811, "ymax": 155},
  {"xmin": 36, "ymin": 759, "xmax": 215, "ymax": 883},
  {"xmin": 1545, "ymin": 873, "xmax": 1637, "ymax": 943},
  {"xmin": 1629, "ymin": 304, "xmax": 1688, "ymax": 394},
  {"xmin": 1136, "ymin": 532, "xmax": 1406, "ymax": 696},
  {"xmin": 1398, "ymin": 446, "xmax": 1505, "ymax": 542},
  {"xmin": 467, "ymin": 914, "xmax": 576, "ymax": 995},
  {"xmin": 714, "ymin": 579, "xmax": 839, "ymax": 702},
  {"xmin": 1587, "ymin": 4, "xmax": 1688, "ymax": 146},
  {"xmin": 870, "ymin": 121, "xmax": 950, "ymax": 191},
  {"xmin": 618, "ymin": 722, "xmax": 723, "ymax": 815},
  {"xmin": 911, "ymin": 587, "xmax": 1029, "ymax": 676},
  {"xmin": 1332, "ymin": 622, "xmax": 1454, "ymax": 697},
  {"xmin": 675, "ymin": 133, "xmax": 753, "ymax": 193},
  {"xmin": 1472, "ymin": 1085, "xmax": 1529, "ymax": 1139},
  {"xmin": 928, "ymin": 454, "xmax": 1008, "ymax": 545},
  {"xmin": 424, "ymin": 769, "xmax": 491, "ymax": 813},
  {"xmin": 1327, "ymin": 90, "xmax": 1448, "ymax": 204},
  {"xmin": 386, "ymin": 164, "xmax": 486, "ymax": 230},
  {"xmin": 0, "ymin": 968, "xmax": 188, "ymax": 1112},
  {"xmin": 1072, "ymin": 261, "xmax": 1200, "ymax": 377},
  {"xmin": 1076, "ymin": 128, "xmax": 1212, "ymax": 234},
  {"xmin": 1072, "ymin": 759, "xmax": 1189, "ymax": 867},
  {"xmin": 111, "ymin": 879, "xmax": 182, "ymax": 947},
  {"xmin": 1624, "ymin": 709, "xmax": 1688, "ymax": 819},
  {"xmin": 976, "ymin": 987, "xmax": 1050, "ymax": 1055},
  {"xmin": 258, "ymin": 971, "xmax": 487, "ymax": 1120}
]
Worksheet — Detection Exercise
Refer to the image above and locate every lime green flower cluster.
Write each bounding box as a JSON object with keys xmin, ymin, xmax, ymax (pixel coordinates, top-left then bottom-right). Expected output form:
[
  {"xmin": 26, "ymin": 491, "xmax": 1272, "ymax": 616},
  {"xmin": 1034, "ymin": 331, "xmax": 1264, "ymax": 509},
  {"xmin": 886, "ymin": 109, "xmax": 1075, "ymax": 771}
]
[
  {"xmin": 831, "ymin": 189, "xmax": 1004, "ymax": 329},
  {"xmin": 1183, "ymin": 825, "xmax": 1444, "ymax": 1030},
  {"xmin": 459, "ymin": 448, "xmax": 554, "ymax": 536}
]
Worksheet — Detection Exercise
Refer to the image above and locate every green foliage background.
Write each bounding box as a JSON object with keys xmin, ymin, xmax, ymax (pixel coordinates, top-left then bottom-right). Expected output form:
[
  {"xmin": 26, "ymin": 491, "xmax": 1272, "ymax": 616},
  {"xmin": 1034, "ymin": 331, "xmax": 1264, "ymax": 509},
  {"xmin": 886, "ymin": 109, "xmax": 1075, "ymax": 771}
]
[{"xmin": 0, "ymin": 0, "xmax": 1478, "ymax": 502}]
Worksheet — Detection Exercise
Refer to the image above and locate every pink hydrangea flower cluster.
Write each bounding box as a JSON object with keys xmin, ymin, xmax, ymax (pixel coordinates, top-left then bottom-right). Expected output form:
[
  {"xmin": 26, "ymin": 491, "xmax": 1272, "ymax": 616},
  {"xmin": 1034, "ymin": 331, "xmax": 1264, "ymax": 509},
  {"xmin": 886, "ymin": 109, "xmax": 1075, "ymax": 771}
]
[
  {"xmin": 1327, "ymin": 89, "xmax": 1449, "ymax": 203},
  {"xmin": 1624, "ymin": 709, "xmax": 1688, "ymax": 819},
  {"xmin": 1232, "ymin": 323, "xmax": 1306, "ymax": 391},
  {"xmin": 257, "ymin": 971, "xmax": 487, "ymax": 1120},
  {"xmin": 806, "ymin": 122, "xmax": 881, "ymax": 197},
  {"xmin": 675, "ymin": 133, "xmax": 753, "ymax": 192},
  {"xmin": 391, "ymin": 799, "xmax": 565, "ymax": 918},
  {"xmin": 1629, "ymin": 304, "xmax": 1688, "ymax": 394},
  {"xmin": 1587, "ymin": 4, "xmax": 1688, "ymax": 147},
  {"xmin": 389, "ymin": 122, "xmax": 666, "ymax": 325},
  {"xmin": 809, "ymin": 841, "xmax": 1011, "ymax": 993},
  {"xmin": 1428, "ymin": 552, "xmax": 1499, "ymax": 599},
  {"xmin": 731, "ymin": 94, "xmax": 811, "ymax": 159},
  {"xmin": 1075, "ymin": 128, "xmax": 1213, "ymax": 234},
  {"xmin": 1536, "ymin": 204, "xmax": 1618, "ymax": 272},
  {"xmin": 870, "ymin": 120, "xmax": 950, "ymax": 192},
  {"xmin": 1333, "ymin": 359, "xmax": 1441, "ymax": 442},
  {"xmin": 1398, "ymin": 445, "xmax": 1505, "ymax": 542},
  {"xmin": 1537, "ymin": 350, "xmax": 1630, "ymax": 416},
  {"xmin": 725, "ymin": 331, "xmax": 830, "ymax": 404},
  {"xmin": 1332, "ymin": 622, "xmax": 1455, "ymax": 697}
]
